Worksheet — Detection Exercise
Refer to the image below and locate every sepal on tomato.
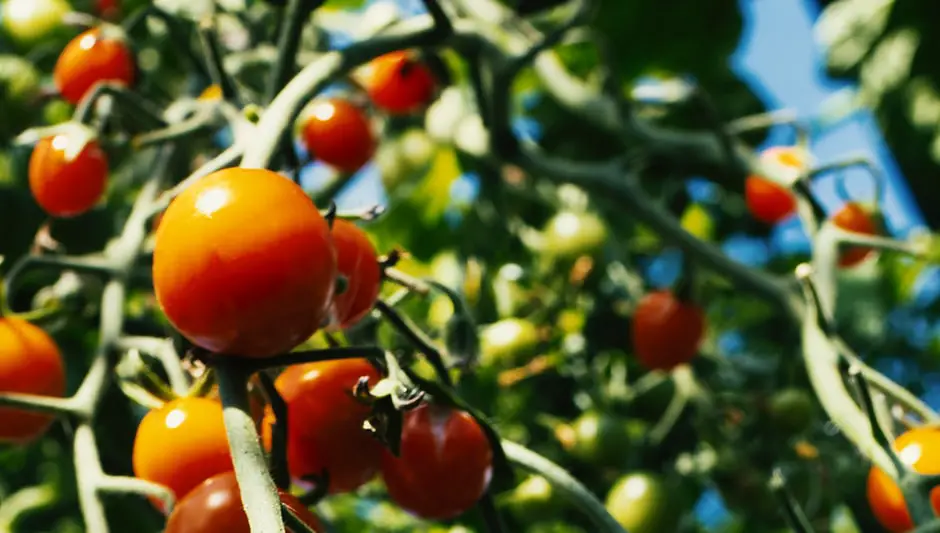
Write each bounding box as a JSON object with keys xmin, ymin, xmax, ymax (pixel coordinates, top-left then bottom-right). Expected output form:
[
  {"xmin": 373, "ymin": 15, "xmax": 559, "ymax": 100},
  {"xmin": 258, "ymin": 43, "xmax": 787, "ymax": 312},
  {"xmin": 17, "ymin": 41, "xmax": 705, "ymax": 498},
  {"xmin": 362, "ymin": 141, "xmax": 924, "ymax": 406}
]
[{"xmin": 15, "ymin": 121, "xmax": 99, "ymax": 162}]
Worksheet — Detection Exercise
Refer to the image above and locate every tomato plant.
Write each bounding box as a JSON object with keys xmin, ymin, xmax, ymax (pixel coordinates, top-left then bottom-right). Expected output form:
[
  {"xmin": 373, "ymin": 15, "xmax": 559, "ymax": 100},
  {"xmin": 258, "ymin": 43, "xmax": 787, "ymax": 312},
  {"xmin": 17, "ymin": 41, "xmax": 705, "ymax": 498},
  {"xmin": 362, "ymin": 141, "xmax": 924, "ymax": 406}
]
[
  {"xmin": 0, "ymin": 317, "xmax": 65, "ymax": 444},
  {"xmin": 329, "ymin": 218, "xmax": 382, "ymax": 328},
  {"xmin": 867, "ymin": 427, "xmax": 940, "ymax": 532},
  {"xmin": 132, "ymin": 397, "xmax": 233, "ymax": 502},
  {"xmin": 365, "ymin": 50, "xmax": 437, "ymax": 115},
  {"xmin": 165, "ymin": 471, "xmax": 324, "ymax": 533},
  {"xmin": 300, "ymin": 98, "xmax": 376, "ymax": 173},
  {"xmin": 631, "ymin": 290, "xmax": 706, "ymax": 371},
  {"xmin": 262, "ymin": 358, "xmax": 383, "ymax": 494},
  {"xmin": 744, "ymin": 146, "xmax": 804, "ymax": 224},
  {"xmin": 831, "ymin": 201, "xmax": 879, "ymax": 268},
  {"xmin": 0, "ymin": 0, "xmax": 70, "ymax": 47},
  {"xmin": 28, "ymin": 133, "xmax": 108, "ymax": 217},
  {"xmin": 53, "ymin": 27, "xmax": 136, "ymax": 105},
  {"xmin": 380, "ymin": 403, "xmax": 493, "ymax": 520},
  {"xmin": 152, "ymin": 167, "xmax": 337, "ymax": 357},
  {"xmin": 604, "ymin": 472, "xmax": 678, "ymax": 533}
]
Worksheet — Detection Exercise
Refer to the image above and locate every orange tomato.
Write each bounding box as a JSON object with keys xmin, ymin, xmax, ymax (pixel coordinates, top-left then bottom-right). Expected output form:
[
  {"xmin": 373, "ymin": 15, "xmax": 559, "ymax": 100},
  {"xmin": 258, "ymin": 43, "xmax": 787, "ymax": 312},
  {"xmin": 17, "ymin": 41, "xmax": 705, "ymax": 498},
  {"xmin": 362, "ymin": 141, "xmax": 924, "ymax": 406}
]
[
  {"xmin": 29, "ymin": 134, "xmax": 108, "ymax": 217},
  {"xmin": 867, "ymin": 427, "xmax": 940, "ymax": 532},
  {"xmin": 744, "ymin": 146, "xmax": 803, "ymax": 224},
  {"xmin": 329, "ymin": 219, "xmax": 382, "ymax": 329},
  {"xmin": 365, "ymin": 50, "xmax": 436, "ymax": 115},
  {"xmin": 132, "ymin": 397, "xmax": 233, "ymax": 503},
  {"xmin": 831, "ymin": 201, "xmax": 878, "ymax": 268},
  {"xmin": 152, "ymin": 168, "xmax": 337, "ymax": 358},
  {"xmin": 301, "ymin": 98, "xmax": 376, "ymax": 174},
  {"xmin": 53, "ymin": 27, "xmax": 135, "ymax": 105},
  {"xmin": 262, "ymin": 358, "xmax": 382, "ymax": 494},
  {"xmin": 0, "ymin": 318, "xmax": 65, "ymax": 444}
]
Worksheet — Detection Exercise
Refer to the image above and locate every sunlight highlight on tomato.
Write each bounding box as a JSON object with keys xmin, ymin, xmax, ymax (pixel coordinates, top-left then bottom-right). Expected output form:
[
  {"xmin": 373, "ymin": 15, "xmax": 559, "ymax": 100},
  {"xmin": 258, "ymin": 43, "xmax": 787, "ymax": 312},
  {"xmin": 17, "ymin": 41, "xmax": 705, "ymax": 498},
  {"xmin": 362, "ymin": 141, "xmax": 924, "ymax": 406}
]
[
  {"xmin": 29, "ymin": 134, "xmax": 108, "ymax": 217},
  {"xmin": 867, "ymin": 427, "xmax": 940, "ymax": 532},
  {"xmin": 301, "ymin": 98, "xmax": 376, "ymax": 173},
  {"xmin": 54, "ymin": 27, "xmax": 135, "ymax": 104}
]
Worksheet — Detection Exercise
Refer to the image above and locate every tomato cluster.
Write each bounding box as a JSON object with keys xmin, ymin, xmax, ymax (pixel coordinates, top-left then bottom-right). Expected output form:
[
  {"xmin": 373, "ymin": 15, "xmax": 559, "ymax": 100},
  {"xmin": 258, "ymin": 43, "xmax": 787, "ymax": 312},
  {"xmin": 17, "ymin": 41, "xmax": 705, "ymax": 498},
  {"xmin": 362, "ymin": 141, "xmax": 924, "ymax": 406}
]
[
  {"xmin": 867, "ymin": 427, "xmax": 940, "ymax": 532},
  {"xmin": 152, "ymin": 168, "xmax": 383, "ymax": 357}
]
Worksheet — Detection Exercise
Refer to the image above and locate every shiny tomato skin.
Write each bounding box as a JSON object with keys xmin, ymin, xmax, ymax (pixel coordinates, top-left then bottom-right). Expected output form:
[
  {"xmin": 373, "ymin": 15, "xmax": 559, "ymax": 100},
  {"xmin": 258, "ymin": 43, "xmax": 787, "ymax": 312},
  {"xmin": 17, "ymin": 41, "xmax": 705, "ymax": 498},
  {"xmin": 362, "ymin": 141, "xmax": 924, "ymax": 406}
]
[
  {"xmin": 365, "ymin": 51, "xmax": 436, "ymax": 115},
  {"xmin": 329, "ymin": 219, "xmax": 382, "ymax": 328},
  {"xmin": 831, "ymin": 202, "xmax": 878, "ymax": 268},
  {"xmin": 132, "ymin": 397, "xmax": 233, "ymax": 502},
  {"xmin": 0, "ymin": 318, "xmax": 65, "ymax": 444},
  {"xmin": 631, "ymin": 290, "xmax": 706, "ymax": 371},
  {"xmin": 745, "ymin": 176, "xmax": 797, "ymax": 224},
  {"xmin": 301, "ymin": 99, "xmax": 376, "ymax": 173},
  {"xmin": 152, "ymin": 168, "xmax": 337, "ymax": 358},
  {"xmin": 165, "ymin": 471, "xmax": 324, "ymax": 533},
  {"xmin": 29, "ymin": 135, "xmax": 108, "ymax": 217},
  {"xmin": 380, "ymin": 404, "xmax": 493, "ymax": 520},
  {"xmin": 867, "ymin": 427, "xmax": 940, "ymax": 532},
  {"xmin": 262, "ymin": 358, "xmax": 382, "ymax": 494},
  {"xmin": 53, "ymin": 28, "xmax": 135, "ymax": 105}
]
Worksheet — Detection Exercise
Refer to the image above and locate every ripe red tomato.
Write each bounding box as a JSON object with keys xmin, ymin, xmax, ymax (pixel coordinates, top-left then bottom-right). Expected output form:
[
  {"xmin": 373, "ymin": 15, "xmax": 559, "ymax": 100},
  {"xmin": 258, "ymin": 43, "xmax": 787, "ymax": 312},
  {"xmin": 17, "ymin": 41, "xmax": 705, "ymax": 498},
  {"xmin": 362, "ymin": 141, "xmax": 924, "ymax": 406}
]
[
  {"xmin": 867, "ymin": 427, "xmax": 940, "ymax": 532},
  {"xmin": 95, "ymin": 0, "xmax": 121, "ymax": 20},
  {"xmin": 165, "ymin": 471, "xmax": 324, "ymax": 533},
  {"xmin": 262, "ymin": 358, "xmax": 383, "ymax": 494},
  {"xmin": 132, "ymin": 397, "xmax": 233, "ymax": 503},
  {"xmin": 329, "ymin": 219, "xmax": 382, "ymax": 328},
  {"xmin": 380, "ymin": 403, "xmax": 493, "ymax": 520},
  {"xmin": 744, "ymin": 146, "xmax": 803, "ymax": 224},
  {"xmin": 831, "ymin": 201, "xmax": 878, "ymax": 268},
  {"xmin": 0, "ymin": 318, "xmax": 65, "ymax": 444},
  {"xmin": 53, "ymin": 27, "xmax": 135, "ymax": 105},
  {"xmin": 631, "ymin": 290, "xmax": 706, "ymax": 371},
  {"xmin": 29, "ymin": 134, "xmax": 108, "ymax": 217},
  {"xmin": 365, "ymin": 50, "xmax": 436, "ymax": 115},
  {"xmin": 301, "ymin": 99, "xmax": 376, "ymax": 173},
  {"xmin": 152, "ymin": 168, "xmax": 337, "ymax": 358}
]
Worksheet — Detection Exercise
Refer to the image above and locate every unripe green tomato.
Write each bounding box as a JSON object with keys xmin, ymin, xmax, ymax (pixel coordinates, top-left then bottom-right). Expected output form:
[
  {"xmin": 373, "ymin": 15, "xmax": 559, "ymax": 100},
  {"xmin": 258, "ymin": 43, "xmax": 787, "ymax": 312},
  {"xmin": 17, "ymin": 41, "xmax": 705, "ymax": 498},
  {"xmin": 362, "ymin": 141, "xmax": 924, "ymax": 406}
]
[
  {"xmin": 42, "ymin": 99, "xmax": 73, "ymax": 125},
  {"xmin": 0, "ymin": 54, "xmax": 38, "ymax": 101},
  {"xmin": 398, "ymin": 128, "xmax": 435, "ymax": 172},
  {"xmin": 479, "ymin": 318, "xmax": 540, "ymax": 367},
  {"xmin": 560, "ymin": 411, "xmax": 640, "ymax": 467},
  {"xmin": 604, "ymin": 472, "xmax": 677, "ymax": 533},
  {"xmin": 541, "ymin": 210, "xmax": 608, "ymax": 260},
  {"xmin": 556, "ymin": 309, "xmax": 586, "ymax": 335},
  {"xmin": 1, "ymin": 0, "xmax": 71, "ymax": 47},
  {"xmin": 502, "ymin": 474, "xmax": 560, "ymax": 522},
  {"xmin": 767, "ymin": 388, "xmax": 814, "ymax": 434}
]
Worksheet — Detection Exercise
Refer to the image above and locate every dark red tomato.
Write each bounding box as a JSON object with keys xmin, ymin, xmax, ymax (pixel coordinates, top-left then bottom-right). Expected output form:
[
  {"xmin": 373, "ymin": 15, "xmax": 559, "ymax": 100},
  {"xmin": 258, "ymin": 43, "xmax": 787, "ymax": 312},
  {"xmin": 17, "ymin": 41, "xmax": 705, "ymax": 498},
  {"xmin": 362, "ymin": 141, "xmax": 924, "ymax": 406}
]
[
  {"xmin": 29, "ymin": 134, "xmax": 108, "ymax": 217},
  {"xmin": 0, "ymin": 318, "xmax": 65, "ymax": 444},
  {"xmin": 152, "ymin": 168, "xmax": 337, "ymax": 358},
  {"xmin": 365, "ymin": 50, "xmax": 436, "ymax": 115},
  {"xmin": 329, "ymin": 219, "xmax": 382, "ymax": 329},
  {"xmin": 165, "ymin": 471, "xmax": 324, "ymax": 533},
  {"xmin": 631, "ymin": 290, "xmax": 706, "ymax": 371},
  {"xmin": 831, "ymin": 201, "xmax": 878, "ymax": 268},
  {"xmin": 867, "ymin": 427, "xmax": 940, "ymax": 532},
  {"xmin": 744, "ymin": 146, "xmax": 803, "ymax": 224},
  {"xmin": 53, "ymin": 27, "xmax": 135, "ymax": 105},
  {"xmin": 132, "ymin": 397, "xmax": 233, "ymax": 503},
  {"xmin": 95, "ymin": 0, "xmax": 121, "ymax": 20},
  {"xmin": 262, "ymin": 358, "xmax": 382, "ymax": 494},
  {"xmin": 381, "ymin": 403, "xmax": 493, "ymax": 520},
  {"xmin": 301, "ymin": 98, "xmax": 376, "ymax": 173}
]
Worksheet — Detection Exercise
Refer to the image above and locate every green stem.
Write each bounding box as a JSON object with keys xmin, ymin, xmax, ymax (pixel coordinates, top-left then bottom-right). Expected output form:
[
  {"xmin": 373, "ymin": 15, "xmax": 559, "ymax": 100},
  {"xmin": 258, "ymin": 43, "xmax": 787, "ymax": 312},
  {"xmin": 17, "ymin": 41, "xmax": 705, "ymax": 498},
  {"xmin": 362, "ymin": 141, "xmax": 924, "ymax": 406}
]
[
  {"xmin": 501, "ymin": 440, "xmax": 625, "ymax": 533},
  {"xmin": 374, "ymin": 300, "xmax": 453, "ymax": 388}
]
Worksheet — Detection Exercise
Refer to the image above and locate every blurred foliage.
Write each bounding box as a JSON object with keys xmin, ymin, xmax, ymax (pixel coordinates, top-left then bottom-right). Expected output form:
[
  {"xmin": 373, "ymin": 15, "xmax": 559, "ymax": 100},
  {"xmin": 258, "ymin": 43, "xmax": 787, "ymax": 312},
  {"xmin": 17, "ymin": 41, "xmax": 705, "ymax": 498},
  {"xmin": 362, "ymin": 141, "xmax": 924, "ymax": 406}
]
[{"xmin": 0, "ymin": 0, "xmax": 936, "ymax": 533}]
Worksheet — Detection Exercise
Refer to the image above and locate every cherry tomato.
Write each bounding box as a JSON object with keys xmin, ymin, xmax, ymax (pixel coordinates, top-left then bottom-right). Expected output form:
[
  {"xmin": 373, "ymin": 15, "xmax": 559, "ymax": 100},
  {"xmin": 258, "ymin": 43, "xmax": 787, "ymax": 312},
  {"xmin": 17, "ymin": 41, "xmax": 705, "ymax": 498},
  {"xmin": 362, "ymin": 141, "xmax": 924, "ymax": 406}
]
[
  {"xmin": 165, "ymin": 471, "xmax": 323, "ymax": 533},
  {"xmin": 831, "ymin": 201, "xmax": 878, "ymax": 268},
  {"xmin": 1, "ymin": 0, "xmax": 71, "ymax": 46},
  {"xmin": 381, "ymin": 403, "xmax": 493, "ymax": 520},
  {"xmin": 744, "ymin": 146, "xmax": 804, "ymax": 224},
  {"xmin": 365, "ymin": 50, "xmax": 436, "ymax": 115},
  {"xmin": 0, "ymin": 318, "xmax": 65, "ymax": 444},
  {"xmin": 262, "ymin": 358, "xmax": 382, "ymax": 494},
  {"xmin": 555, "ymin": 411, "xmax": 641, "ymax": 467},
  {"xmin": 95, "ymin": 0, "xmax": 120, "ymax": 20},
  {"xmin": 767, "ymin": 388, "xmax": 814, "ymax": 435},
  {"xmin": 132, "ymin": 397, "xmax": 233, "ymax": 502},
  {"xmin": 329, "ymin": 219, "xmax": 382, "ymax": 328},
  {"xmin": 29, "ymin": 134, "xmax": 108, "ymax": 217},
  {"xmin": 152, "ymin": 168, "xmax": 337, "ymax": 358},
  {"xmin": 631, "ymin": 290, "xmax": 706, "ymax": 371},
  {"xmin": 301, "ymin": 98, "xmax": 376, "ymax": 173},
  {"xmin": 541, "ymin": 211, "xmax": 609, "ymax": 260},
  {"xmin": 502, "ymin": 475, "xmax": 560, "ymax": 523},
  {"xmin": 868, "ymin": 427, "xmax": 940, "ymax": 532},
  {"xmin": 53, "ymin": 27, "xmax": 135, "ymax": 105},
  {"xmin": 605, "ymin": 472, "xmax": 678, "ymax": 533}
]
